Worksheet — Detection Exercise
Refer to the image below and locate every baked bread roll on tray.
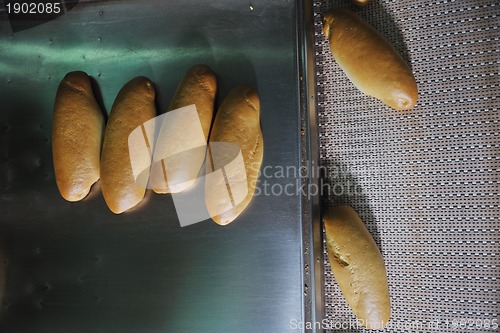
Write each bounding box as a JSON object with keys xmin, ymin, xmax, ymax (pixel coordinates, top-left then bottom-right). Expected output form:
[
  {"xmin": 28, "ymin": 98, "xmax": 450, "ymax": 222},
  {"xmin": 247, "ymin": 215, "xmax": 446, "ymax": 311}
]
[
  {"xmin": 323, "ymin": 8, "xmax": 418, "ymax": 110},
  {"xmin": 100, "ymin": 77, "xmax": 156, "ymax": 214},
  {"xmin": 52, "ymin": 71, "xmax": 105, "ymax": 202},
  {"xmin": 324, "ymin": 205, "xmax": 391, "ymax": 329},
  {"xmin": 150, "ymin": 64, "xmax": 216, "ymax": 194},
  {"xmin": 205, "ymin": 86, "xmax": 263, "ymax": 226}
]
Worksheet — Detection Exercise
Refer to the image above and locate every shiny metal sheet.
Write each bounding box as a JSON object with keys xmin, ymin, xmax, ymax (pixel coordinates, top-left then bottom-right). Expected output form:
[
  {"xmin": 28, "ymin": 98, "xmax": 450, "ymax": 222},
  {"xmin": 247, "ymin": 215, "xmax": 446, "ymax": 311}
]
[{"xmin": 0, "ymin": 1, "xmax": 311, "ymax": 332}]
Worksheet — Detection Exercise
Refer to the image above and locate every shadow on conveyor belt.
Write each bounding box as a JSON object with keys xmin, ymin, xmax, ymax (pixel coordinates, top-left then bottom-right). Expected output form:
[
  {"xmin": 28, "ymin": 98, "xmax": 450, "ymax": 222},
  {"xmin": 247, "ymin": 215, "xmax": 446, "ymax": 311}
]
[
  {"xmin": 319, "ymin": 0, "xmax": 412, "ymax": 69},
  {"xmin": 320, "ymin": 161, "xmax": 383, "ymax": 253}
]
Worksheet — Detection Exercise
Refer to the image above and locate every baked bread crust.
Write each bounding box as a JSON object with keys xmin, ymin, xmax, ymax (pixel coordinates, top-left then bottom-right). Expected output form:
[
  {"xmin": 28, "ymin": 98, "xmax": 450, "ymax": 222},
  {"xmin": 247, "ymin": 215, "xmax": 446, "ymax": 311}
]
[
  {"xmin": 152, "ymin": 64, "xmax": 216, "ymax": 194},
  {"xmin": 324, "ymin": 205, "xmax": 391, "ymax": 329},
  {"xmin": 100, "ymin": 77, "xmax": 156, "ymax": 214},
  {"xmin": 205, "ymin": 86, "xmax": 263, "ymax": 225},
  {"xmin": 323, "ymin": 8, "xmax": 418, "ymax": 110},
  {"xmin": 52, "ymin": 71, "xmax": 104, "ymax": 202}
]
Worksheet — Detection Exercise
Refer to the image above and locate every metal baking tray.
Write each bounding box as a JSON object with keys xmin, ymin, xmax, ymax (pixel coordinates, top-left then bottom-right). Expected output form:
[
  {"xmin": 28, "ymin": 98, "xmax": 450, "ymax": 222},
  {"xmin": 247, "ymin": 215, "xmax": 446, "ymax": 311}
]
[
  {"xmin": 0, "ymin": 1, "xmax": 319, "ymax": 332},
  {"xmin": 3, "ymin": 0, "xmax": 497, "ymax": 332}
]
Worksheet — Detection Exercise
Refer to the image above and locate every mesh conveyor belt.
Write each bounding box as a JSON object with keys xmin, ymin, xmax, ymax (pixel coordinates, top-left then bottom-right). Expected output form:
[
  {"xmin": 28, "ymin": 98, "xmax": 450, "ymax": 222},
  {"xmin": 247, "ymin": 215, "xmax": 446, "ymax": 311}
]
[{"xmin": 313, "ymin": 0, "xmax": 499, "ymax": 332}]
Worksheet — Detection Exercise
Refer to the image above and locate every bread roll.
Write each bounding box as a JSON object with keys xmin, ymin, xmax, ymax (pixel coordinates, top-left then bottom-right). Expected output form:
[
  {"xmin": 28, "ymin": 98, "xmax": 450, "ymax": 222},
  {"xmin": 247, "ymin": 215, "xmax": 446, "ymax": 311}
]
[
  {"xmin": 205, "ymin": 86, "xmax": 263, "ymax": 225},
  {"xmin": 323, "ymin": 8, "xmax": 418, "ymax": 110},
  {"xmin": 100, "ymin": 77, "xmax": 156, "ymax": 214},
  {"xmin": 168, "ymin": 65, "xmax": 216, "ymax": 140},
  {"xmin": 324, "ymin": 205, "xmax": 391, "ymax": 329},
  {"xmin": 151, "ymin": 64, "xmax": 216, "ymax": 194},
  {"xmin": 52, "ymin": 71, "xmax": 104, "ymax": 201}
]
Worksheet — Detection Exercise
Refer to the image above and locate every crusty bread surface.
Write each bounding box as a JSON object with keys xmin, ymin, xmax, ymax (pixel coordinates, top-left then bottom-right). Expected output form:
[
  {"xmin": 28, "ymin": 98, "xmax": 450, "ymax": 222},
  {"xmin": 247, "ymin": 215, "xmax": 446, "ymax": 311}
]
[
  {"xmin": 205, "ymin": 86, "xmax": 263, "ymax": 225},
  {"xmin": 52, "ymin": 71, "xmax": 105, "ymax": 202},
  {"xmin": 323, "ymin": 8, "xmax": 418, "ymax": 110},
  {"xmin": 152, "ymin": 64, "xmax": 216, "ymax": 194},
  {"xmin": 324, "ymin": 205, "xmax": 391, "ymax": 329},
  {"xmin": 100, "ymin": 77, "xmax": 156, "ymax": 214}
]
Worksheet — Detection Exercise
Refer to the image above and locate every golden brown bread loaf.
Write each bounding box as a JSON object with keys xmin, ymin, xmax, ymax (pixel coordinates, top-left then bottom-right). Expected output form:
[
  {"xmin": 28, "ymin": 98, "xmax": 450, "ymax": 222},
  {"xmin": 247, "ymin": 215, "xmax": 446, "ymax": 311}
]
[
  {"xmin": 323, "ymin": 8, "xmax": 418, "ymax": 110},
  {"xmin": 151, "ymin": 64, "xmax": 216, "ymax": 194},
  {"xmin": 168, "ymin": 64, "xmax": 216, "ymax": 140},
  {"xmin": 100, "ymin": 77, "xmax": 156, "ymax": 214},
  {"xmin": 205, "ymin": 86, "xmax": 263, "ymax": 225},
  {"xmin": 324, "ymin": 205, "xmax": 391, "ymax": 329},
  {"xmin": 52, "ymin": 71, "xmax": 105, "ymax": 202}
]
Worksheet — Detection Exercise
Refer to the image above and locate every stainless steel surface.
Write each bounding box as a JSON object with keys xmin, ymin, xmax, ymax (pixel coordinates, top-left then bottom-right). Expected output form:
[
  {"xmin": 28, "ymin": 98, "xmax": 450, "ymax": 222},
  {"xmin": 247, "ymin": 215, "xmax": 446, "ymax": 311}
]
[
  {"xmin": 299, "ymin": 0, "xmax": 324, "ymax": 331},
  {"xmin": 0, "ymin": 1, "xmax": 310, "ymax": 332},
  {"xmin": 314, "ymin": 0, "xmax": 499, "ymax": 332}
]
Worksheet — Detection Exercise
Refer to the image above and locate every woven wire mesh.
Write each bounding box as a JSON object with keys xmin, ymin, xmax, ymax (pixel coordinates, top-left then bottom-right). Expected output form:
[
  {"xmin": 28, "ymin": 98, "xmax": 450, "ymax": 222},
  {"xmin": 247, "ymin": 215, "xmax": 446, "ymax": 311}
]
[{"xmin": 314, "ymin": 0, "xmax": 499, "ymax": 332}]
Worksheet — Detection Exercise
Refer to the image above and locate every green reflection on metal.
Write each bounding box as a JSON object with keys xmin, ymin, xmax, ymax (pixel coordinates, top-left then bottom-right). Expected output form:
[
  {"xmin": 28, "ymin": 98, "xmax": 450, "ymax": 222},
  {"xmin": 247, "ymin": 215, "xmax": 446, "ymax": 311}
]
[{"xmin": 0, "ymin": 40, "xmax": 290, "ymax": 78}]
